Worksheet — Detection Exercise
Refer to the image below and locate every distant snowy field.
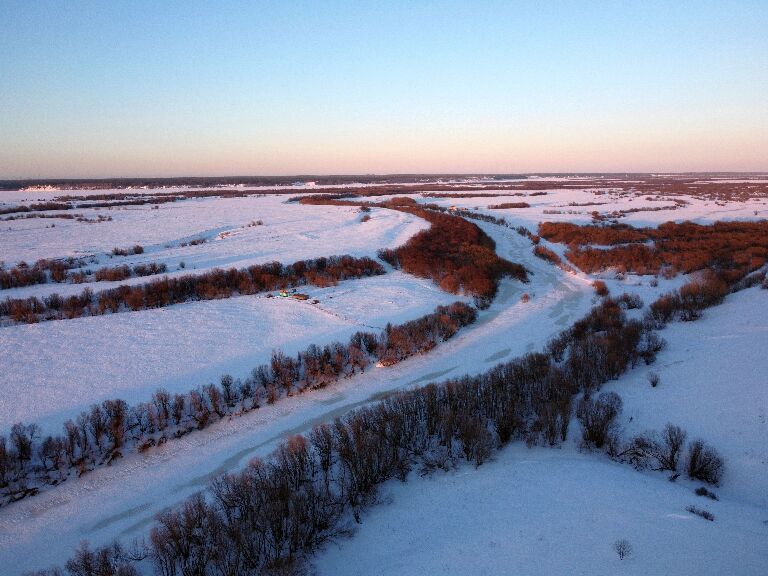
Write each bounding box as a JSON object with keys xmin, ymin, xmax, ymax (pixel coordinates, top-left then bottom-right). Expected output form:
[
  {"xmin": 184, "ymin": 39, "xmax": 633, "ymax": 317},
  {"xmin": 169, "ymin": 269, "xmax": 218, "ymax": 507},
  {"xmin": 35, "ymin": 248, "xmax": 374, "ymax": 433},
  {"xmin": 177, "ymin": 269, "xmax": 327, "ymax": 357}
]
[
  {"xmin": 1, "ymin": 194, "xmax": 425, "ymax": 270},
  {"xmin": 403, "ymin": 186, "xmax": 768, "ymax": 228},
  {"xmin": 314, "ymin": 287, "xmax": 768, "ymax": 576}
]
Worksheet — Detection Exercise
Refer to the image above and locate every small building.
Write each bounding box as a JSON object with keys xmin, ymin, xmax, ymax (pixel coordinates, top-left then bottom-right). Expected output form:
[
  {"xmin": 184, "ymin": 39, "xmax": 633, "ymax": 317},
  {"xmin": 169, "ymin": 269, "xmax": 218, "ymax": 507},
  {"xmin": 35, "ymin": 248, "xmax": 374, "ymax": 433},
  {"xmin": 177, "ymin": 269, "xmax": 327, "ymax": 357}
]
[{"xmin": 278, "ymin": 289, "xmax": 289, "ymax": 297}]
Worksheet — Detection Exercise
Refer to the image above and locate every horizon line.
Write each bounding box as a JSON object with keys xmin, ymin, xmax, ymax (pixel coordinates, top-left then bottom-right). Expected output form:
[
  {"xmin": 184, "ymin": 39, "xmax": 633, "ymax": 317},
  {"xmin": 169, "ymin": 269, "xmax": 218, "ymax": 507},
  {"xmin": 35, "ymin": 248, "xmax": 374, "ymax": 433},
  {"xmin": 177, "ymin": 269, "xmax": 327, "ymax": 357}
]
[{"xmin": 3, "ymin": 170, "xmax": 768, "ymax": 184}]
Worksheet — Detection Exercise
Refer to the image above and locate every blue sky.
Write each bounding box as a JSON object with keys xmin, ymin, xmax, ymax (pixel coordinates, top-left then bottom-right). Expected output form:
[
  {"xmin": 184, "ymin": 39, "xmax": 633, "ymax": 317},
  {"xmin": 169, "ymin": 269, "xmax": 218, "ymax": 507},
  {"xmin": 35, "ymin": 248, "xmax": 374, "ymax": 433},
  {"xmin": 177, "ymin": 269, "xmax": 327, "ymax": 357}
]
[{"xmin": 1, "ymin": 1, "xmax": 767, "ymax": 177}]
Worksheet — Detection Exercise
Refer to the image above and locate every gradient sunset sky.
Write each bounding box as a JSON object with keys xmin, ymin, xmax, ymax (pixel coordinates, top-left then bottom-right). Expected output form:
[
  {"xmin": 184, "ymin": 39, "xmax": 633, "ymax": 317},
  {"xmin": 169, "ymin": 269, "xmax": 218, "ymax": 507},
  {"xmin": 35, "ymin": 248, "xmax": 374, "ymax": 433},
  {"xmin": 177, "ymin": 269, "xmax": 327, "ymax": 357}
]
[{"xmin": 1, "ymin": 1, "xmax": 767, "ymax": 178}]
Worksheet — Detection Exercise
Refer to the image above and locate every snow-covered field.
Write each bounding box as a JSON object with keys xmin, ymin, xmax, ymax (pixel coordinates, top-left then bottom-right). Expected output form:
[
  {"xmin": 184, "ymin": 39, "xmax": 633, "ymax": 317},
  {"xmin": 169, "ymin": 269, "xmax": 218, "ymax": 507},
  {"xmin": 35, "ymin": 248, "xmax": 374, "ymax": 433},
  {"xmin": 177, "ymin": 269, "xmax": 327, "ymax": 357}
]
[
  {"xmin": 1, "ymin": 180, "xmax": 767, "ymax": 575},
  {"xmin": 313, "ymin": 287, "xmax": 768, "ymax": 576},
  {"xmin": 313, "ymin": 444, "xmax": 767, "ymax": 576},
  {"xmin": 0, "ymin": 272, "xmax": 468, "ymax": 434},
  {"xmin": 603, "ymin": 286, "xmax": 768, "ymax": 508}
]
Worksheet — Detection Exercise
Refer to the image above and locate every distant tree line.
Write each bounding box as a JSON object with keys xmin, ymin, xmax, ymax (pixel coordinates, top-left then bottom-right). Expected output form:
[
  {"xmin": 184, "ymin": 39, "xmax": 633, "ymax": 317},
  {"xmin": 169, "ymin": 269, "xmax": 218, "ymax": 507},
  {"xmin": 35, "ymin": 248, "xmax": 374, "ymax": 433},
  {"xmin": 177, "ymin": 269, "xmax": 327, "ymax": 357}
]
[
  {"xmin": 487, "ymin": 202, "xmax": 531, "ymax": 209},
  {"xmin": 93, "ymin": 263, "xmax": 168, "ymax": 282},
  {"xmin": 0, "ymin": 202, "xmax": 71, "ymax": 215},
  {"xmin": 421, "ymin": 192, "xmax": 526, "ymax": 198},
  {"xmin": 0, "ymin": 258, "xmax": 166, "ymax": 291},
  {"xmin": 0, "ymin": 212, "xmax": 112, "ymax": 223},
  {"xmin": 0, "ymin": 302, "xmax": 476, "ymax": 507},
  {"xmin": 0, "ymin": 255, "xmax": 384, "ymax": 324},
  {"xmin": 0, "ymin": 196, "xmax": 183, "ymax": 216},
  {"xmin": 3, "ymin": 182, "xmax": 538, "ymax": 217}
]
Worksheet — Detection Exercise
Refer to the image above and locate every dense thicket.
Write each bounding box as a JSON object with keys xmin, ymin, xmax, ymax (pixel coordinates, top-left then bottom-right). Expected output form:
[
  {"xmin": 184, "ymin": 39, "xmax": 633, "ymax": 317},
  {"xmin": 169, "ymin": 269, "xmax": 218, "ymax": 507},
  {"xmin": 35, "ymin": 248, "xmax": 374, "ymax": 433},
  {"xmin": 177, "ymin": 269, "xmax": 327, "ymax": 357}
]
[
  {"xmin": 539, "ymin": 220, "xmax": 768, "ymax": 279},
  {"xmin": 0, "ymin": 302, "xmax": 476, "ymax": 507},
  {"xmin": 380, "ymin": 201, "xmax": 529, "ymax": 306},
  {"xmin": 0, "ymin": 255, "xmax": 383, "ymax": 324},
  {"xmin": 646, "ymin": 272, "xmax": 730, "ymax": 324},
  {"xmin": 0, "ymin": 258, "xmax": 94, "ymax": 289},
  {"xmin": 296, "ymin": 195, "xmax": 529, "ymax": 307},
  {"xmin": 377, "ymin": 205, "xmax": 528, "ymax": 307},
  {"xmin": 539, "ymin": 222, "xmax": 648, "ymax": 245}
]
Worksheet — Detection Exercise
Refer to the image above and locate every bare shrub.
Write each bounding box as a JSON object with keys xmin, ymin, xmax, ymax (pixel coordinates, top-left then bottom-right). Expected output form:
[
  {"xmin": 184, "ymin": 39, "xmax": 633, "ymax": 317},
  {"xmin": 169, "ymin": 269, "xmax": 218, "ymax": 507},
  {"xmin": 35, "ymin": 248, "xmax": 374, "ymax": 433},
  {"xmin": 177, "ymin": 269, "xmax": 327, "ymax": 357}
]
[
  {"xmin": 695, "ymin": 486, "xmax": 719, "ymax": 500},
  {"xmin": 593, "ymin": 280, "xmax": 609, "ymax": 297},
  {"xmin": 659, "ymin": 424, "xmax": 687, "ymax": 471},
  {"xmin": 686, "ymin": 440, "xmax": 724, "ymax": 485},
  {"xmin": 617, "ymin": 292, "xmax": 643, "ymax": 310},
  {"xmin": 686, "ymin": 505, "xmax": 715, "ymax": 521},
  {"xmin": 64, "ymin": 540, "xmax": 139, "ymax": 576},
  {"xmin": 637, "ymin": 331, "xmax": 665, "ymax": 365},
  {"xmin": 576, "ymin": 392, "xmax": 622, "ymax": 450},
  {"xmin": 623, "ymin": 424, "xmax": 686, "ymax": 472},
  {"xmin": 614, "ymin": 538, "xmax": 633, "ymax": 560}
]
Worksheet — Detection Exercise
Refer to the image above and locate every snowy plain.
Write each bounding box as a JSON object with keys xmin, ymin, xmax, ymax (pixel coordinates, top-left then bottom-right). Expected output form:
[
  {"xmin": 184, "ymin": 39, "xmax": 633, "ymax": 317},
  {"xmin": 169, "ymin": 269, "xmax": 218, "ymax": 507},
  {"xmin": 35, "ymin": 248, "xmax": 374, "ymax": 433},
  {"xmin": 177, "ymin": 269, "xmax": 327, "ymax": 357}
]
[{"xmin": 1, "ymin": 181, "xmax": 767, "ymax": 574}]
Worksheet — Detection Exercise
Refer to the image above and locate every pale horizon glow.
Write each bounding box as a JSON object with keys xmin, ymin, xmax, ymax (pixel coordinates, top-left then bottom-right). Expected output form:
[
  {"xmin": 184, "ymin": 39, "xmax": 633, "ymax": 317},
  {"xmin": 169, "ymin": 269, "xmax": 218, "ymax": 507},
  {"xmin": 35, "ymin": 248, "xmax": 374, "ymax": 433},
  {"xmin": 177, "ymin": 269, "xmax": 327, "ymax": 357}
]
[{"xmin": 1, "ymin": 1, "xmax": 767, "ymax": 179}]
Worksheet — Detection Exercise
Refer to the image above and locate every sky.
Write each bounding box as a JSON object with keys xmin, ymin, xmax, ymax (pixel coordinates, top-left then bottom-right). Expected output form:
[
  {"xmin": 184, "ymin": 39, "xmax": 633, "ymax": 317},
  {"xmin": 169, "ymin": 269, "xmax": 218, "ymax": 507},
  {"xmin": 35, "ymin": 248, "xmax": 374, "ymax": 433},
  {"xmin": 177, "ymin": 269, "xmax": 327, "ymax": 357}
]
[{"xmin": 1, "ymin": 1, "xmax": 767, "ymax": 178}]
